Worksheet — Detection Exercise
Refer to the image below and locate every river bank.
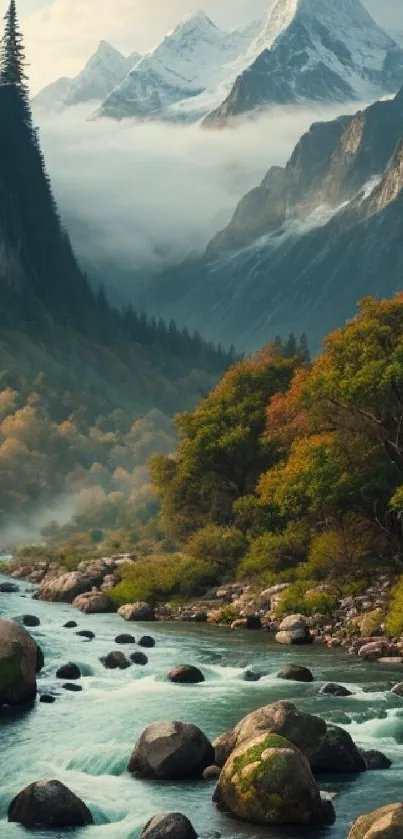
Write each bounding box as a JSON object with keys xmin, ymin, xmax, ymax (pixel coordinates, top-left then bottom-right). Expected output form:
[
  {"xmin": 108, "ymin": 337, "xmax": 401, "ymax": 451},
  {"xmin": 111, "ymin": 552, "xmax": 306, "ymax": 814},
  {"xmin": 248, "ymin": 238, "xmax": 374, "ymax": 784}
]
[
  {"xmin": 1, "ymin": 575, "xmax": 403, "ymax": 838},
  {"xmin": 8, "ymin": 555, "xmax": 401, "ymax": 663}
]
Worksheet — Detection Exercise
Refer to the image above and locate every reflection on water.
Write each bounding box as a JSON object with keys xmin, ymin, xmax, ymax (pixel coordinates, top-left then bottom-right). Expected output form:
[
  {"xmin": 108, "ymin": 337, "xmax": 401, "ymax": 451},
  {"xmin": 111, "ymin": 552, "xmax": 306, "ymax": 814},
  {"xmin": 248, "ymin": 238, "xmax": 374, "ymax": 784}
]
[{"xmin": 0, "ymin": 575, "xmax": 402, "ymax": 838}]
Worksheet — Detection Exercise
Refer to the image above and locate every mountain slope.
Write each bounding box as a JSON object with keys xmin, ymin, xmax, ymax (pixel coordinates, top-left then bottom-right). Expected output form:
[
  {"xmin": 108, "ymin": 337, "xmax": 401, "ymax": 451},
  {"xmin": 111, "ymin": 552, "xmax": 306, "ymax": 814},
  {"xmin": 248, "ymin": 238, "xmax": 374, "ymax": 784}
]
[
  {"xmin": 33, "ymin": 41, "xmax": 140, "ymax": 110},
  {"xmin": 204, "ymin": 0, "xmax": 403, "ymax": 124},
  {"xmin": 97, "ymin": 11, "xmax": 261, "ymax": 122},
  {"xmin": 137, "ymin": 87, "xmax": 403, "ymax": 351}
]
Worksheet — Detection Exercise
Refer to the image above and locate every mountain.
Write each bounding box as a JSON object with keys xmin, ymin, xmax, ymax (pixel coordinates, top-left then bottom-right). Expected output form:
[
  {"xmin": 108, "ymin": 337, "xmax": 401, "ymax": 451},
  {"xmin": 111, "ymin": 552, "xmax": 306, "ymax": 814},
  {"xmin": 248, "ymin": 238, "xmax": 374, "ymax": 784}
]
[
  {"xmin": 204, "ymin": 0, "xmax": 403, "ymax": 124},
  {"xmin": 33, "ymin": 41, "xmax": 141, "ymax": 110},
  {"xmin": 137, "ymin": 87, "xmax": 403, "ymax": 352},
  {"xmin": 97, "ymin": 11, "xmax": 261, "ymax": 122}
]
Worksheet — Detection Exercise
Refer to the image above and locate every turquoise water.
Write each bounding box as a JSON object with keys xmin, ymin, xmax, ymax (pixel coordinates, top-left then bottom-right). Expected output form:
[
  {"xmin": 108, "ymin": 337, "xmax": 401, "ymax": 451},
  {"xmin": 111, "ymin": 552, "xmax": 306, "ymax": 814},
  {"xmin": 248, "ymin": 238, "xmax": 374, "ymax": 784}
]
[{"xmin": 1, "ymin": 577, "xmax": 403, "ymax": 839}]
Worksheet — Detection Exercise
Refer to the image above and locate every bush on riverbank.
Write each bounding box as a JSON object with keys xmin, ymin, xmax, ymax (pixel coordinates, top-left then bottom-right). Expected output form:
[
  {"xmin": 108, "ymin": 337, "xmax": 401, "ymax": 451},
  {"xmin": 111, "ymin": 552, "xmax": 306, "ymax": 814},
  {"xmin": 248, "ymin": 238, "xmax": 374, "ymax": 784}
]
[{"xmin": 386, "ymin": 576, "xmax": 403, "ymax": 637}]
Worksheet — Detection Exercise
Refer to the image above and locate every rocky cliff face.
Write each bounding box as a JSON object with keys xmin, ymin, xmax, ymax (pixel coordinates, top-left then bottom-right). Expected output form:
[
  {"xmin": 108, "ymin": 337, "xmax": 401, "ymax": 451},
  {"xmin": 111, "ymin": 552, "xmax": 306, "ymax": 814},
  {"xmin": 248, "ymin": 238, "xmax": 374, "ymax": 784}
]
[{"xmin": 138, "ymin": 87, "xmax": 403, "ymax": 352}]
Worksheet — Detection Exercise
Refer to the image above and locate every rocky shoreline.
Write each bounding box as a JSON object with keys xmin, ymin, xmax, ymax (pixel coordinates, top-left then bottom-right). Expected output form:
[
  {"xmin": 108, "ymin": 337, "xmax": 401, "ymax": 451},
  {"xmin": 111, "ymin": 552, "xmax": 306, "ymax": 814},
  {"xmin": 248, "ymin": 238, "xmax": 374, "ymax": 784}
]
[{"xmin": 8, "ymin": 556, "xmax": 401, "ymax": 665}]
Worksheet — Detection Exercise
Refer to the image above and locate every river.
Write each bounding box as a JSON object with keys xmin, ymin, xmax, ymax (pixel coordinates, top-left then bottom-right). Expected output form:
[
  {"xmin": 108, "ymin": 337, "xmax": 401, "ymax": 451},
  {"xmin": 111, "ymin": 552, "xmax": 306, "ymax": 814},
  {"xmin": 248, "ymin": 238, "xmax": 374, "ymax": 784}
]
[{"xmin": 1, "ymin": 576, "xmax": 403, "ymax": 839}]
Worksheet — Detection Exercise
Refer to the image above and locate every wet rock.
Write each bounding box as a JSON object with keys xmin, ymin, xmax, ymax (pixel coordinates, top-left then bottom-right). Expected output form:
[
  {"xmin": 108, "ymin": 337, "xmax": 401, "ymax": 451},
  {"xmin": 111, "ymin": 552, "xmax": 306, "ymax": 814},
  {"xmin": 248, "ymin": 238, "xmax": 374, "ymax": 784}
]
[
  {"xmin": 202, "ymin": 765, "xmax": 221, "ymax": 780},
  {"xmin": 277, "ymin": 665, "xmax": 314, "ymax": 683},
  {"xmin": 115, "ymin": 634, "xmax": 135, "ymax": 645},
  {"xmin": 243, "ymin": 669, "xmax": 262, "ymax": 682},
  {"xmin": 213, "ymin": 733, "xmax": 334, "ymax": 826},
  {"xmin": 131, "ymin": 651, "xmax": 148, "ymax": 666},
  {"xmin": 118, "ymin": 602, "xmax": 155, "ymax": 622},
  {"xmin": 63, "ymin": 683, "xmax": 83, "ymax": 692},
  {"xmin": 36, "ymin": 562, "xmax": 108, "ymax": 603},
  {"xmin": 213, "ymin": 731, "xmax": 237, "ymax": 767},
  {"xmin": 139, "ymin": 635, "xmax": 155, "ymax": 648},
  {"xmin": 391, "ymin": 682, "xmax": 403, "ymax": 697},
  {"xmin": 276, "ymin": 615, "xmax": 312, "ymax": 645},
  {"xmin": 140, "ymin": 813, "xmax": 197, "ymax": 839},
  {"xmin": 358, "ymin": 641, "xmax": 389, "ymax": 660},
  {"xmin": 319, "ymin": 682, "xmax": 352, "ymax": 697},
  {"xmin": 168, "ymin": 665, "xmax": 205, "ymax": 684},
  {"xmin": 360, "ymin": 749, "xmax": 392, "ymax": 770},
  {"xmin": 129, "ymin": 720, "xmax": 214, "ymax": 780},
  {"xmin": 56, "ymin": 662, "xmax": 81, "ymax": 680},
  {"xmin": 72, "ymin": 591, "xmax": 113, "ymax": 614},
  {"xmin": 310, "ymin": 725, "xmax": 366, "ymax": 773},
  {"xmin": 15, "ymin": 615, "xmax": 40, "ymax": 628},
  {"xmin": 35, "ymin": 643, "xmax": 45, "ymax": 674},
  {"xmin": 75, "ymin": 630, "xmax": 95, "ymax": 640},
  {"xmin": 39, "ymin": 694, "xmax": 57, "ymax": 704},
  {"xmin": 0, "ymin": 618, "xmax": 37, "ymax": 706},
  {"xmin": 63, "ymin": 621, "xmax": 77, "ymax": 628},
  {"xmin": 101, "ymin": 651, "xmax": 131, "ymax": 670},
  {"xmin": 8, "ymin": 780, "xmax": 93, "ymax": 827},
  {"xmin": 0, "ymin": 582, "xmax": 18, "ymax": 593},
  {"xmin": 348, "ymin": 803, "xmax": 403, "ymax": 839}
]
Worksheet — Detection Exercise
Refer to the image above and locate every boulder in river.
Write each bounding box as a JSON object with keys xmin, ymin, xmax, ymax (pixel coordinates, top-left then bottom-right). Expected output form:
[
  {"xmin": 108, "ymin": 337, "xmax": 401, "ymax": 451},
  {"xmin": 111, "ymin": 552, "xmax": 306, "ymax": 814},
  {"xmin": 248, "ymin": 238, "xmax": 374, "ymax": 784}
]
[
  {"xmin": 56, "ymin": 663, "xmax": 81, "ymax": 680},
  {"xmin": 8, "ymin": 780, "xmax": 93, "ymax": 827},
  {"xmin": 129, "ymin": 720, "xmax": 214, "ymax": 780},
  {"xmin": 0, "ymin": 618, "xmax": 37, "ymax": 706},
  {"xmin": 213, "ymin": 733, "xmax": 334, "ymax": 826},
  {"xmin": 63, "ymin": 621, "xmax": 77, "ymax": 628},
  {"xmin": 310, "ymin": 725, "xmax": 366, "ymax": 773},
  {"xmin": 277, "ymin": 665, "xmax": 313, "ymax": 683},
  {"xmin": 115, "ymin": 634, "xmax": 135, "ymax": 644},
  {"xmin": 213, "ymin": 701, "xmax": 326, "ymax": 767},
  {"xmin": 243, "ymin": 669, "xmax": 262, "ymax": 682},
  {"xmin": 76, "ymin": 630, "xmax": 95, "ymax": 640},
  {"xmin": 360, "ymin": 749, "xmax": 392, "ymax": 770},
  {"xmin": 202, "ymin": 765, "xmax": 221, "ymax": 780},
  {"xmin": 275, "ymin": 615, "xmax": 312, "ymax": 645},
  {"xmin": 348, "ymin": 803, "xmax": 403, "ymax": 839},
  {"xmin": 140, "ymin": 813, "xmax": 198, "ymax": 839},
  {"xmin": 101, "ymin": 651, "xmax": 131, "ymax": 670},
  {"xmin": 63, "ymin": 683, "xmax": 83, "ymax": 692},
  {"xmin": 0, "ymin": 582, "xmax": 19, "ymax": 593},
  {"xmin": 139, "ymin": 635, "xmax": 156, "ymax": 648},
  {"xmin": 15, "ymin": 614, "xmax": 40, "ymax": 628},
  {"xmin": 319, "ymin": 682, "xmax": 352, "ymax": 697},
  {"xmin": 131, "ymin": 651, "xmax": 148, "ymax": 666},
  {"xmin": 391, "ymin": 682, "xmax": 403, "ymax": 697},
  {"xmin": 39, "ymin": 694, "xmax": 57, "ymax": 704},
  {"xmin": 118, "ymin": 602, "xmax": 155, "ymax": 621},
  {"xmin": 168, "ymin": 665, "xmax": 205, "ymax": 684},
  {"xmin": 72, "ymin": 591, "xmax": 113, "ymax": 614}
]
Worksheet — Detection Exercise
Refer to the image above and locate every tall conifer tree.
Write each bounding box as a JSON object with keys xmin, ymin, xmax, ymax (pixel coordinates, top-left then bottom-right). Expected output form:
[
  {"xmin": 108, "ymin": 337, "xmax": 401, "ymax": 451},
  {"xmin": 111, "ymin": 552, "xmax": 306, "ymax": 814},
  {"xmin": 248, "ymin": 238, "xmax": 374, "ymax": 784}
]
[{"xmin": 0, "ymin": 0, "xmax": 31, "ymax": 125}]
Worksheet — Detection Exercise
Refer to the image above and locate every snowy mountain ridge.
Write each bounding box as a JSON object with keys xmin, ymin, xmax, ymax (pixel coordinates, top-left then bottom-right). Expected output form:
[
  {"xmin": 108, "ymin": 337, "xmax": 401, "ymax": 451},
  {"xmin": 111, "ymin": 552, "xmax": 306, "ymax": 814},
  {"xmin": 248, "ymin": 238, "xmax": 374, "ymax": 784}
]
[{"xmin": 33, "ymin": 40, "xmax": 141, "ymax": 111}]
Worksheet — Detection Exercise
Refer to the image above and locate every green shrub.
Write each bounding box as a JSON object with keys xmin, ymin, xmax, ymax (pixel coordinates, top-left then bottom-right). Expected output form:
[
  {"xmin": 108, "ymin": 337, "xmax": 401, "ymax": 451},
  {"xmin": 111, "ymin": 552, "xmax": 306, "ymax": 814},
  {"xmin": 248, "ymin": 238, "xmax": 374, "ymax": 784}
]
[
  {"xmin": 386, "ymin": 576, "xmax": 403, "ymax": 637},
  {"xmin": 275, "ymin": 581, "xmax": 338, "ymax": 618},
  {"xmin": 238, "ymin": 522, "xmax": 308, "ymax": 580},
  {"xmin": 109, "ymin": 553, "xmax": 220, "ymax": 607},
  {"xmin": 220, "ymin": 606, "xmax": 240, "ymax": 625},
  {"xmin": 185, "ymin": 525, "xmax": 248, "ymax": 577}
]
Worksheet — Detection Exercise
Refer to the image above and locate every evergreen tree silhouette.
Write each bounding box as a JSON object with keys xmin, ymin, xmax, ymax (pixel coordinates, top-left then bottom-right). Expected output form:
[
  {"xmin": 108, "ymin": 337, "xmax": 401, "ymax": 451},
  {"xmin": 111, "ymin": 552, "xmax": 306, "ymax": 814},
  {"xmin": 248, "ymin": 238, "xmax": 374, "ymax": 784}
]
[{"xmin": 0, "ymin": 0, "xmax": 31, "ymax": 127}]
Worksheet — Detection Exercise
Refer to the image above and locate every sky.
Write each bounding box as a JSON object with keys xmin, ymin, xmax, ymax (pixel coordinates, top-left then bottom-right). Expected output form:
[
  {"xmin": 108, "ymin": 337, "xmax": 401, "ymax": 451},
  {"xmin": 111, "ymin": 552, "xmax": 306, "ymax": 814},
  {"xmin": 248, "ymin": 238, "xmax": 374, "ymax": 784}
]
[{"xmin": 13, "ymin": 0, "xmax": 403, "ymax": 92}]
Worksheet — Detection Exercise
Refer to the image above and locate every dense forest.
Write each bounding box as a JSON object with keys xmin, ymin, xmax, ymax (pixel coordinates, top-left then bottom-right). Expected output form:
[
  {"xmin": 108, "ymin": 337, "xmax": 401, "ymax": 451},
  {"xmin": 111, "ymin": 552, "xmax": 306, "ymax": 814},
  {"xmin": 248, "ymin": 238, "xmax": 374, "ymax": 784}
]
[
  {"xmin": 108, "ymin": 295, "xmax": 403, "ymax": 616},
  {"xmin": 0, "ymin": 1, "xmax": 238, "ymax": 534}
]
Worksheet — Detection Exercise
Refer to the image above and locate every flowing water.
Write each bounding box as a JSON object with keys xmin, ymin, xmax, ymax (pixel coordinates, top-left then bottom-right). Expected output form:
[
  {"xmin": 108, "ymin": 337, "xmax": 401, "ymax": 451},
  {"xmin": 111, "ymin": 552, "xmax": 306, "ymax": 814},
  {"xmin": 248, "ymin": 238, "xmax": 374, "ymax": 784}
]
[{"xmin": 1, "ymin": 576, "xmax": 403, "ymax": 839}]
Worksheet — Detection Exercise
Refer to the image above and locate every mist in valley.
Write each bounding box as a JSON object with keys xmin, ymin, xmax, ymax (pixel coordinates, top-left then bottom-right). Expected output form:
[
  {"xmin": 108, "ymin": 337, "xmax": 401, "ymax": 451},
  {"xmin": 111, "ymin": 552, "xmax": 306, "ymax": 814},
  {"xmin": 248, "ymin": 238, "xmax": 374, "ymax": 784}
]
[{"xmin": 35, "ymin": 102, "xmax": 365, "ymax": 304}]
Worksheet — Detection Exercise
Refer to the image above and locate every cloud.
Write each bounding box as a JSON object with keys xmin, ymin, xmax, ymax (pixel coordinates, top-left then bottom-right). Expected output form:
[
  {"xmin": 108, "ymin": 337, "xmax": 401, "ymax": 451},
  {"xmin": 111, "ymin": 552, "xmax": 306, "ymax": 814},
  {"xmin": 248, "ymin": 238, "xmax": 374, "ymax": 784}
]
[{"xmin": 35, "ymin": 103, "xmax": 364, "ymax": 304}]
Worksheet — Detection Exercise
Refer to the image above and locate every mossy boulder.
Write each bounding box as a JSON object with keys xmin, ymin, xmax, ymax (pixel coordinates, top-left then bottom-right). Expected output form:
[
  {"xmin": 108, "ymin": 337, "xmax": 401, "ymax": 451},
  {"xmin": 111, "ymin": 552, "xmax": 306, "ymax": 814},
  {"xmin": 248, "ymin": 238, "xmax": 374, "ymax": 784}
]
[
  {"xmin": 0, "ymin": 619, "xmax": 37, "ymax": 706},
  {"xmin": 348, "ymin": 803, "xmax": 403, "ymax": 839},
  {"xmin": 214, "ymin": 701, "xmax": 326, "ymax": 767},
  {"xmin": 213, "ymin": 733, "xmax": 333, "ymax": 826}
]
